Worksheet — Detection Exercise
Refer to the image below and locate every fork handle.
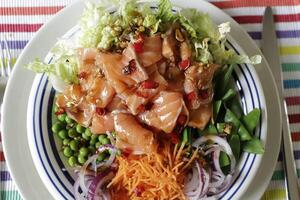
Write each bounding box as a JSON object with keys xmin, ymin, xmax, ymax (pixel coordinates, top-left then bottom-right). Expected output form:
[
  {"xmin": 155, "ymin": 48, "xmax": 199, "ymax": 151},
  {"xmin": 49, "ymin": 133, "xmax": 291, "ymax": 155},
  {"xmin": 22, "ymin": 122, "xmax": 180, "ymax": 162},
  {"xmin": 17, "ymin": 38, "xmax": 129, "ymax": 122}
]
[{"xmin": 282, "ymin": 100, "xmax": 300, "ymax": 200}]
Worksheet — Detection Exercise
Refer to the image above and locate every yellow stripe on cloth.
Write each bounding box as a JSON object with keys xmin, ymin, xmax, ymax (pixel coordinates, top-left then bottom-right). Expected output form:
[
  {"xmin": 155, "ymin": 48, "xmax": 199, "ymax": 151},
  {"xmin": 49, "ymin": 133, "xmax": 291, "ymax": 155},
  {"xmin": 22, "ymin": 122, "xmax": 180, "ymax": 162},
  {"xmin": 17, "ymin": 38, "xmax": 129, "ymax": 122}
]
[
  {"xmin": 261, "ymin": 189, "xmax": 287, "ymax": 200},
  {"xmin": 280, "ymin": 46, "xmax": 300, "ymax": 55}
]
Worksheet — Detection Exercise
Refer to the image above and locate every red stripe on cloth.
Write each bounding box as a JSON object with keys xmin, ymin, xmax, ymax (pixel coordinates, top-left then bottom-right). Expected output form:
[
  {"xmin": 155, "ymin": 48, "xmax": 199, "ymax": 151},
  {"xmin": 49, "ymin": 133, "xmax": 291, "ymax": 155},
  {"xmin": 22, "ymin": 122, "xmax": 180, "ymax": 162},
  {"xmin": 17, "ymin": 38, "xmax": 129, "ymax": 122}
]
[
  {"xmin": 289, "ymin": 114, "xmax": 300, "ymax": 123},
  {"xmin": 212, "ymin": 0, "xmax": 299, "ymax": 8},
  {"xmin": 286, "ymin": 96, "xmax": 300, "ymax": 106},
  {"xmin": 0, "ymin": 6, "xmax": 64, "ymax": 15},
  {"xmin": 0, "ymin": 152, "xmax": 5, "ymax": 161},
  {"xmin": 292, "ymin": 132, "xmax": 300, "ymax": 141},
  {"xmin": 233, "ymin": 14, "xmax": 300, "ymax": 24},
  {"xmin": 0, "ymin": 24, "xmax": 42, "ymax": 32}
]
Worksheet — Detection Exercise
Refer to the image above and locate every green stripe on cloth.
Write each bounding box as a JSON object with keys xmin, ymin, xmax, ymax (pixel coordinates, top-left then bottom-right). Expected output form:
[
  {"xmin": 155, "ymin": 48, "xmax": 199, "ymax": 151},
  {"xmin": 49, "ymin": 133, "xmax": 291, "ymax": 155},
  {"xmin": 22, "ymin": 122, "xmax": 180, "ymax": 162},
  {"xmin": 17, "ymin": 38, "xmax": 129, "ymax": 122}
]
[
  {"xmin": 1, "ymin": 191, "xmax": 22, "ymax": 200},
  {"xmin": 271, "ymin": 170, "xmax": 284, "ymax": 180},
  {"xmin": 271, "ymin": 169, "xmax": 300, "ymax": 180},
  {"xmin": 261, "ymin": 189, "xmax": 287, "ymax": 200},
  {"xmin": 282, "ymin": 63, "xmax": 300, "ymax": 72}
]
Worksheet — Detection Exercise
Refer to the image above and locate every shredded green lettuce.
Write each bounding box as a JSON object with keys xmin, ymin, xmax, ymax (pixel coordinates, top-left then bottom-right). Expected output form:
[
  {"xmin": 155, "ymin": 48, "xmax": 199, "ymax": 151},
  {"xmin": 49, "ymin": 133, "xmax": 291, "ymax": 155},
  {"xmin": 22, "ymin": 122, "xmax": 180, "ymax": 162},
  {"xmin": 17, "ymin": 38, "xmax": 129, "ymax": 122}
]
[
  {"xmin": 177, "ymin": 8, "xmax": 261, "ymax": 65},
  {"xmin": 25, "ymin": 41, "xmax": 79, "ymax": 84},
  {"xmin": 157, "ymin": 0, "xmax": 174, "ymax": 22}
]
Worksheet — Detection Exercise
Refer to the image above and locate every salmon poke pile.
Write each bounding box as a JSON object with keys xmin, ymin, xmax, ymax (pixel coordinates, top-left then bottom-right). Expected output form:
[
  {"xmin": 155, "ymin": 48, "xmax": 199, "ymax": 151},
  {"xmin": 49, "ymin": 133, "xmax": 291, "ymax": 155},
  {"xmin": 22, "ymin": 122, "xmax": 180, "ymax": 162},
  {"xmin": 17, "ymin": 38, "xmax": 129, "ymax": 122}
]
[{"xmin": 26, "ymin": 0, "xmax": 264, "ymax": 199}]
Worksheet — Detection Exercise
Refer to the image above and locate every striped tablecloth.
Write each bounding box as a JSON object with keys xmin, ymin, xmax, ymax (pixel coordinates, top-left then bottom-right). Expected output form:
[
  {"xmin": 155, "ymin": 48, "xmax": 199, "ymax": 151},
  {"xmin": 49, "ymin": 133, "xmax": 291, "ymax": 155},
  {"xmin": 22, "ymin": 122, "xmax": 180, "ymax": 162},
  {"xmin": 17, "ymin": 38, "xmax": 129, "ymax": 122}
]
[{"xmin": 0, "ymin": 0, "xmax": 299, "ymax": 199}]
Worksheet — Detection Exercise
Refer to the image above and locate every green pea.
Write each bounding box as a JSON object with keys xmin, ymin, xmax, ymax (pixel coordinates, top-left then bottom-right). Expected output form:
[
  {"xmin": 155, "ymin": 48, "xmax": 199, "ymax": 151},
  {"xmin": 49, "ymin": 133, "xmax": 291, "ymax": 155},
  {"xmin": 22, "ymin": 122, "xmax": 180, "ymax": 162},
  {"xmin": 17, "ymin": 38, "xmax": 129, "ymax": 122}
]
[
  {"xmin": 51, "ymin": 122, "xmax": 63, "ymax": 134},
  {"xmin": 101, "ymin": 138, "xmax": 110, "ymax": 145},
  {"xmin": 88, "ymin": 146, "xmax": 96, "ymax": 154},
  {"xmin": 90, "ymin": 137, "xmax": 98, "ymax": 146},
  {"xmin": 79, "ymin": 147, "xmax": 89, "ymax": 157},
  {"xmin": 58, "ymin": 130, "xmax": 68, "ymax": 140},
  {"xmin": 76, "ymin": 124, "xmax": 85, "ymax": 134},
  {"xmin": 85, "ymin": 129, "xmax": 92, "ymax": 137},
  {"xmin": 63, "ymin": 138, "xmax": 71, "ymax": 146},
  {"xmin": 65, "ymin": 116, "xmax": 74, "ymax": 124},
  {"xmin": 95, "ymin": 142, "xmax": 101, "ymax": 148},
  {"xmin": 57, "ymin": 114, "xmax": 67, "ymax": 122},
  {"xmin": 68, "ymin": 156, "xmax": 77, "ymax": 167},
  {"xmin": 70, "ymin": 140, "xmax": 79, "ymax": 151},
  {"xmin": 91, "ymin": 134, "xmax": 98, "ymax": 140},
  {"xmin": 73, "ymin": 152, "xmax": 79, "ymax": 157},
  {"xmin": 63, "ymin": 147, "xmax": 73, "ymax": 157},
  {"xmin": 98, "ymin": 134, "xmax": 106, "ymax": 142},
  {"xmin": 82, "ymin": 133, "xmax": 91, "ymax": 141},
  {"xmin": 96, "ymin": 152, "xmax": 106, "ymax": 162},
  {"xmin": 68, "ymin": 128, "xmax": 78, "ymax": 138},
  {"xmin": 78, "ymin": 155, "xmax": 87, "ymax": 164}
]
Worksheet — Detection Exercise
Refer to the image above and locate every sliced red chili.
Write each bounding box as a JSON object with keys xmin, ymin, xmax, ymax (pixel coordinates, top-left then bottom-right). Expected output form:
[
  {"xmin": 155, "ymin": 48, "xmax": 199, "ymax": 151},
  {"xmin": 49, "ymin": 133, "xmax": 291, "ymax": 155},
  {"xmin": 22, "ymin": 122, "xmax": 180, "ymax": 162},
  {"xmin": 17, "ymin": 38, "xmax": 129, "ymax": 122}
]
[
  {"xmin": 78, "ymin": 71, "xmax": 87, "ymax": 79},
  {"xmin": 137, "ymin": 104, "xmax": 146, "ymax": 113},
  {"xmin": 133, "ymin": 35, "xmax": 144, "ymax": 53},
  {"xmin": 122, "ymin": 60, "xmax": 137, "ymax": 75},
  {"xmin": 95, "ymin": 107, "xmax": 106, "ymax": 116},
  {"xmin": 141, "ymin": 80, "xmax": 159, "ymax": 89},
  {"xmin": 122, "ymin": 148, "xmax": 133, "ymax": 157},
  {"xmin": 55, "ymin": 107, "xmax": 65, "ymax": 115},
  {"xmin": 145, "ymin": 102, "xmax": 154, "ymax": 110},
  {"xmin": 134, "ymin": 185, "xmax": 145, "ymax": 197},
  {"xmin": 177, "ymin": 114, "xmax": 187, "ymax": 126},
  {"xmin": 186, "ymin": 91, "xmax": 197, "ymax": 101},
  {"xmin": 199, "ymin": 89, "xmax": 209, "ymax": 99},
  {"xmin": 169, "ymin": 132, "xmax": 180, "ymax": 144},
  {"xmin": 136, "ymin": 91, "xmax": 149, "ymax": 98},
  {"xmin": 178, "ymin": 59, "xmax": 190, "ymax": 70}
]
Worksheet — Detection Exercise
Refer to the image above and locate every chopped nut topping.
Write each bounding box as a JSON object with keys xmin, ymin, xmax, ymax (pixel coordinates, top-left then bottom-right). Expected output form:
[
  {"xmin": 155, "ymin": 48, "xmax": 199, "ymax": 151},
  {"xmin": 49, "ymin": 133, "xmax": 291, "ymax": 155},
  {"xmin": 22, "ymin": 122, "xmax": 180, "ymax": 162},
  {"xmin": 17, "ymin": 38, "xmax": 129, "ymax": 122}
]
[{"xmin": 175, "ymin": 29, "xmax": 185, "ymax": 42}]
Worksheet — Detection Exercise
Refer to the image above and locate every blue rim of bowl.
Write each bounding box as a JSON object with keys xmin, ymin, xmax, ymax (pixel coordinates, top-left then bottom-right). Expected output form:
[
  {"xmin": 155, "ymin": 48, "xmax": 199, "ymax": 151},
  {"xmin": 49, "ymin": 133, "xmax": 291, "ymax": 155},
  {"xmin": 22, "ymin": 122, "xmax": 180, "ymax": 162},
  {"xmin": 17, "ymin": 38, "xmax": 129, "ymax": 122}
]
[{"xmin": 31, "ymin": 38, "xmax": 262, "ymax": 199}]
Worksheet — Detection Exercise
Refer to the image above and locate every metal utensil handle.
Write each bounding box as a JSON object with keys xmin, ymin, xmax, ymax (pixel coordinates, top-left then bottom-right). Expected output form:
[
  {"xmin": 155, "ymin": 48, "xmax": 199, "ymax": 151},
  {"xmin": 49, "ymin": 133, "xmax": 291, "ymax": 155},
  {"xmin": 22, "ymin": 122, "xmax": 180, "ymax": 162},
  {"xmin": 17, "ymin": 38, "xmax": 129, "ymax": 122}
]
[{"xmin": 282, "ymin": 99, "xmax": 300, "ymax": 200}]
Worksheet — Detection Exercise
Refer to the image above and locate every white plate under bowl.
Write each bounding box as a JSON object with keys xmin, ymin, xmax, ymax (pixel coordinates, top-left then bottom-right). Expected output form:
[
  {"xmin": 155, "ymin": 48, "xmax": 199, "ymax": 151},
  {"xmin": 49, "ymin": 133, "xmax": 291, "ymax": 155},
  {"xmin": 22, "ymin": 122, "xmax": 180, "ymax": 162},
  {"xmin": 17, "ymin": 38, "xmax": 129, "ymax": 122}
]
[{"xmin": 3, "ymin": 0, "xmax": 281, "ymax": 200}]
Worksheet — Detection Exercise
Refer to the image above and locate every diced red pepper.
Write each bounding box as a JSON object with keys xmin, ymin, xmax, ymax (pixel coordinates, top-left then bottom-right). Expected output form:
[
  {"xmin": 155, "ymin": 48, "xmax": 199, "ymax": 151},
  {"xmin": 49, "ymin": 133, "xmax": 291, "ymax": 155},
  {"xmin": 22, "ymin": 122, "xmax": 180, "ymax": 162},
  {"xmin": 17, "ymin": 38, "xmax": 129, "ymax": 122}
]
[
  {"xmin": 122, "ymin": 148, "xmax": 133, "ymax": 157},
  {"xmin": 55, "ymin": 107, "xmax": 65, "ymax": 115},
  {"xmin": 137, "ymin": 104, "xmax": 146, "ymax": 113},
  {"xmin": 133, "ymin": 35, "xmax": 144, "ymax": 53},
  {"xmin": 199, "ymin": 89, "xmax": 209, "ymax": 99},
  {"xmin": 145, "ymin": 102, "xmax": 154, "ymax": 110},
  {"xmin": 177, "ymin": 114, "xmax": 187, "ymax": 126},
  {"xmin": 186, "ymin": 91, "xmax": 197, "ymax": 101},
  {"xmin": 122, "ymin": 60, "xmax": 137, "ymax": 75},
  {"xmin": 169, "ymin": 132, "xmax": 180, "ymax": 144},
  {"xmin": 95, "ymin": 107, "xmax": 106, "ymax": 116},
  {"xmin": 78, "ymin": 71, "xmax": 87, "ymax": 79},
  {"xmin": 136, "ymin": 91, "xmax": 149, "ymax": 98},
  {"xmin": 178, "ymin": 59, "xmax": 190, "ymax": 70},
  {"xmin": 134, "ymin": 185, "xmax": 145, "ymax": 197},
  {"xmin": 129, "ymin": 59, "xmax": 137, "ymax": 69},
  {"xmin": 141, "ymin": 80, "xmax": 159, "ymax": 89}
]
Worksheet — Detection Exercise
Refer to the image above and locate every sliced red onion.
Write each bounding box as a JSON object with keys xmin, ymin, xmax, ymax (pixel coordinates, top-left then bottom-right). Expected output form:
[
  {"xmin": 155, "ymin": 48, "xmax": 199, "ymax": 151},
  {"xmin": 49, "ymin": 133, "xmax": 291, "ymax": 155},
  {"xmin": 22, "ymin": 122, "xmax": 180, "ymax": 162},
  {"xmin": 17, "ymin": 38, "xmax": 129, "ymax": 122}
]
[
  {"xmin": 209, "ymin": 171, "xmax": 225, "ymax": 188},
  {"xmin": 79, "ymin": 155, "xmax": 99, "ymax": 194},
  {"xmin": 96, "ymin": 144, "xmax": 117, "ymax": 169},
  {"xmin": 199, "ymin": 166, "xmax": 210, "ymax": 198},
  {"xmin": 208, "ymin": 174, "xmax": 233, "ymax": 195},
  {"xmin": 184, "ymin": 164, "xmax": 202, "ymax": 199},
  {"xmin": 87, "ymin": 171, "xmax": 114, "ymax": 200},
  {"xmin": 192, "ymin": 135, "xmax": 236, "ymax": 174},
  {"xmin": 212, "ymin": 150, "xmax": 223, "ymax": 174},
  {"xmin": 184, "ymin": 162, "xmax": 211, "ymax": 200}
]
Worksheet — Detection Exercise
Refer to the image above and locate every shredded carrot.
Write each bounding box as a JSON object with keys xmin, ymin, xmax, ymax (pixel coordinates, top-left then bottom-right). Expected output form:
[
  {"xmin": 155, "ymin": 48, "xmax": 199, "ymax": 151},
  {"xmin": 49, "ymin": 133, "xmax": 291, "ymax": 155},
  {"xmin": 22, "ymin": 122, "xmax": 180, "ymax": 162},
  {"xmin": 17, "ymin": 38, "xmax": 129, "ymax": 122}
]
[{"xmin": 108, "ymin": 142, "xmax": 198, "ymax": 200}]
